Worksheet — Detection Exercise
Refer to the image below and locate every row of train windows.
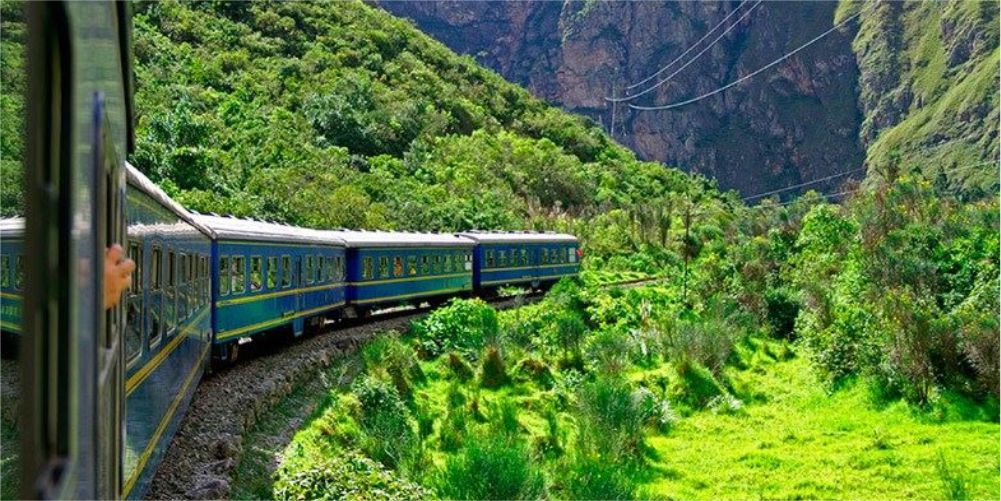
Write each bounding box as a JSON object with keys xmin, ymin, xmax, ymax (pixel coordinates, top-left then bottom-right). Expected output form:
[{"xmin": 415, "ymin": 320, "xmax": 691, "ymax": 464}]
[
  {"xmin": 0, "ymin": 255, "xmax": 23, "ymax": 290},
  {"xmin": 125, "ymin": 243, "xmax": 210, "ymax": 366},
  {"xmin": 218, "ymin": 254, "xmax": 344, "ymax": 296},
  {"xmin": 360, "ymin": 252, "xmax": 472, "ymax": 281},
  {"xmin": 484, "ymin": 247, "xmax": 577, "ymax": 269}
]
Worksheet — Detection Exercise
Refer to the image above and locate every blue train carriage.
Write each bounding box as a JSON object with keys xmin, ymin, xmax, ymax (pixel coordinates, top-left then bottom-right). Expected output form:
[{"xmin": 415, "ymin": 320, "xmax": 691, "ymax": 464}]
[
  {"xmin": 193, "ymin": 214, "xmax": 347, "ymax": 362},
  {"xmin": 457, "ymin": 231, "xmax": 581, "ymax": 293},
  {"xmin": 0, "ymin": 217, "xmax": 24, "ymax": 341},
  {"xmin": 326, "ymin": 230, "xmax": 475, "ymax": 316},
  {"xmin": 122, "ymin": 163, "xmax": 215, "ymax": 498}
]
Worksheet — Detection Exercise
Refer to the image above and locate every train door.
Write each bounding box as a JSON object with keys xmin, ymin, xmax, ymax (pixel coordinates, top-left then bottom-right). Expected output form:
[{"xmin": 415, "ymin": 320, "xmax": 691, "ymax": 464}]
[{"xmin": 22, "ymin": 2, "xmax": 131, "ymax": 498}]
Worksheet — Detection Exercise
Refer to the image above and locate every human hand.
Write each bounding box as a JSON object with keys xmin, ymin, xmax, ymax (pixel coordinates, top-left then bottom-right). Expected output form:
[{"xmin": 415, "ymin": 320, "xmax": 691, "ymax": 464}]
[{"xmin": 104, "ymin": 244, "xmax": 136, "ymax": 309}]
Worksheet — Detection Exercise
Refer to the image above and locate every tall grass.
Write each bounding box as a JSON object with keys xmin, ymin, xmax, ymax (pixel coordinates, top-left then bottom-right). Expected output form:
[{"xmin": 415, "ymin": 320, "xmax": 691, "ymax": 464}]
[{"xmin": 435, "ymin": 433, "xmax": 544, "ymax": 500}]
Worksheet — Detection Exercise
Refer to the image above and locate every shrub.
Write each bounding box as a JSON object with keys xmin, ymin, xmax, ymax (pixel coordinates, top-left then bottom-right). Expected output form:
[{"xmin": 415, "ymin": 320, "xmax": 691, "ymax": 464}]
[
  {"xmin": 360, "ymin": 333, "xmax": 424, "ymax": 399},
  {"xmin": 632, "ymin": 386, "xmax": 680, "ymax": 432},
  {"xmin": 583, "ymin": 329, "xmax": 631, "ymax": 375},
  {"xmin": 411, "ymin": 298, "xmax": 498, "ymax": 359},
  {"xmin": 559, "ymin": 453, "xmax": 634, "ymax": 501},
  {"xmin": 674, "ymin": 360, "xmax": 726, "ymax": 409},
  {"xmin": 575, "ymin": 376, "xmax": 646, "ymax": 459},
  {"xmin": 274, "ymin": 450, "xmax": 430, "ymax": 501},
  {"xmin": 480, "ymin": 346, "xmax": 510, "ymax": 388},
  {"xmin": 491, "ymin": 398, "xmax": 521, "ymax": 438},
  {"xmin": 445, "ymin": 351, "xmax": 474, "ymax": 381},
  {"xmin": 513, "ymin": 356, "xmax": 555, "ymax": 388},
  {"xmin": 666, "ymin": 315, "xmax": 738, "ymax": 376},
  {"xmin": 533, "ymin": 405, "xmax": 563, "ymax": 457},
  {"xmin": 351, "ymin": 376, "xmax": 419, "ymax": 469},
  {"xmin": 435, "ymin": 433, "xmax": 544, "ymax": 500},
  {"xmin": 765, "ymin": 286, "xmax": 799, "ymax": 339}
]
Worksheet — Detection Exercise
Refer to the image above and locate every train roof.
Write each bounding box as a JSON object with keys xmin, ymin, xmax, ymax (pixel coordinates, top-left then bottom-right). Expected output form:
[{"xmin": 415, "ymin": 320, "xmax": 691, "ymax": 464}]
[
  {"xmin": 0, "ymin": 217, "xmax": 24, "ymax": 239},
  {"xmin": 456, "ymin": 230, "xmax": 578, "ymax": 244},
  {"xmin": 323, "ymin": 230, "xmax": 474, "ymax": 248},
  {"xmin": 126, "ymin": 162, "xmax": 215, "ymax": 237},
  {"xmin": 192, "ymin": 214, "xmax": 345, "ymax": 246}
]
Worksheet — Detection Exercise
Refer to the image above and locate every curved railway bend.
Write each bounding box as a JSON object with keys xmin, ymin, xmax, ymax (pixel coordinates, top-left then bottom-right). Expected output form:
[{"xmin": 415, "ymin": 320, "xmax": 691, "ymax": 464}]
[
  {"xmin": 146, "ymin": 277, "xmax": 664, "ymax": 499},
  {"xmin": 146, "ymin": 293, "xmax": 542, "ymax": 499}
]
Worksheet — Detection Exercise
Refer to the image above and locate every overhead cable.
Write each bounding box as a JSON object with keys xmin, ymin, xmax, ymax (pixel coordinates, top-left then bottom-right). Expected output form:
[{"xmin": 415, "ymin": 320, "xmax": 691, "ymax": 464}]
[
  {"xmin": 630, "ymin": 5, "xmax": 869, "ymax": 111},
  {"xmin": 606, "ymin": 0, "xmax": 762, "ymax": 104},
  {"xmin": 742, "ymin": 167, "xmax": 866, "ymax": 201},
  {"xmin": 625, "ymin": 0, "xmax": 752, "ymax": 90}
]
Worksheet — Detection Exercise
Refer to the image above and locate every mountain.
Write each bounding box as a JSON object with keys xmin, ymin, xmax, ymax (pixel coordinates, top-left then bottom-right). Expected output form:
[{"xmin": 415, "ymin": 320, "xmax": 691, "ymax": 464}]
[{"xmin": 378, "ymin": 0, "xmax": 998, "ymax": 197}]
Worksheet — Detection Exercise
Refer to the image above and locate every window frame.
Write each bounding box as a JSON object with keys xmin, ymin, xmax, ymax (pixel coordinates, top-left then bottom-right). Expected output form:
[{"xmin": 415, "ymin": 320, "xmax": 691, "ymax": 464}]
[
  {"xmin": 443, "ymin": 254, "xmax": 452, "ymax": 273},
  {"xmin": 266, "ymin": 256, "xmax": 278, "ymax": 289},
  {"xmin": 393, "ymin": 256, "xmax": 403, "ymax": 277},
  {"xmin": 219, "ymin": 255, "xmax": 230, "ymax": 296},
  {"xmin": 378, "ymin": 256, "xmax": 389, "ymax": 278},
  {"xmin": 407, "ymin": 255, "xmax": 417, "ymax": 276},
  {"xmin": 362, "ymin": 256, "xmax": 374, "ymax": 280},
  {"xmin": 1, "ymin": 255, "xmax": 9, "ymax": 288},
  {"xmin": 281, "ymin": 255, "xmax": 292, "ymax": 288},
  {"xmin": 420, "ymin": 255, "xmax": 430, "ymax": 275},
  {"xmin": 485, "ymin": 249, "xmax": 495, "ymax": 268},
  {"xmin": 250, "ymin": 256, "xmax": 263, "ymax": 292},
  {"xmin": 232, "ymin": 256, "xmax": 246, "ymax": 294}
]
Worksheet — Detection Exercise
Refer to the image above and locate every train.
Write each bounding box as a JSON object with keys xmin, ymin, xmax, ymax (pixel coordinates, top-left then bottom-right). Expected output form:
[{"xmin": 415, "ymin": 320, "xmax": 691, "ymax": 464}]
[
  {"xmin": 0, "ymin": 168, "xmax": 579, "ymax": 499},
  {"xmin": 1, "ymin": 4, "xmax": 579, "ymax": 498}
]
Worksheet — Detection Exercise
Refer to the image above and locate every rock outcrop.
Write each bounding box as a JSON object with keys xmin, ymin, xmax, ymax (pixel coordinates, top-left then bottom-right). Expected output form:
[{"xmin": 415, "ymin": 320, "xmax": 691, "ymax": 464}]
[{"xmin": 379, "ymin": 1, "xmax": 865, "ymax": 197}]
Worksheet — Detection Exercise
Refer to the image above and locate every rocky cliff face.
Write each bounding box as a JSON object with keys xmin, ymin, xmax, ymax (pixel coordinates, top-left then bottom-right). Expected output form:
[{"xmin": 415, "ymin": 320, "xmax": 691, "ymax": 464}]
[{"xmin": 379, "ymin": 1, "xmax": 865, "ymax": 197}]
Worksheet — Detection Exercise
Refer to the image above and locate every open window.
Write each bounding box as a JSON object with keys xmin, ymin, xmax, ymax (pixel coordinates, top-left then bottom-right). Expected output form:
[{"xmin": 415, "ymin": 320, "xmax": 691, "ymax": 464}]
[{"xmin": 250, "ymin": 256, "xmax": 262, "ymax": 291}]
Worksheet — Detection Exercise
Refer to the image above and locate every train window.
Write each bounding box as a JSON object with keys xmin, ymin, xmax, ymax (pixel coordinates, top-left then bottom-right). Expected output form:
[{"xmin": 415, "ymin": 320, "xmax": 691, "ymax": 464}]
[
  {"xmin": 325, "ymin": 256, "xmax": 334, "ymax": 282},
  {"xmin": 432, "ymin": 255, "xmax": 442, "ymax": 275},
  {"xmin": 486, "ymin": 250, "xmax": 495, "ymax": 268},
  {"xmin": 13, "ymin": 256, "xmax": 21, "ymax": 290},
  {"xmin": 179, "ymin": 254, "xmax": 187, "ymax": 286},
  {"xmin": 232, "ymin": 256, "xmax": 245, "ymax": 294},
  {"xmin": 362, "ymin": 257, "xmax": 374, "ymax": 280},
  {"xmin": 282, "ymin": 255, "xmax": 292, "ymax": 287},
  {"xmin": 250, "ymin": 256, "xmax": 263, "ymax": 291},
  {"xmin": 378, "ymin": 256, "xmax": 389, "ymax": 278},
  {"xmin": 335, "ymin": 255, "xmax": 343, "ymax": 281},
  {"xmin": 302, "ymin": 256, "xmax": 314, "ymax": 284},
  {"xmin": 420, "ymin": 255, "xmax": 430, "ymax": 275},
  {"xmin": 316, "ymin": 255, "xmax": 325, "ymax": 283},
  {"xmin": 393, "ymin": 256, "xmax": 403, "ymax": 277},
  {"xmin": 443, "ymin": 254, "xmax": 452, "ymax": 273},
  {"xmin": 551, "ymin": 249, "xmax": 559, "ymax": 264},
  {"xmin": 498, "ymin": 250, "xmax": 507, "ymax": 267},
  {"xmin": 520, "ymin": 249, "xmax": 529, "ymax": 266},
  {"xmin": 541, "ymin": 248, "xmax": 549, "ymax": 264},
  {"xmin": 130, "ymin": 243, "xmax": 142, "ymax": 289},
  {"xmin": 267, "ymin": 257, "xmax": 278, "ymax": 289},
  {"xmin": 219, "ymin": 256, "xmax": 230, "ymax": 295},
  {"xmin": 454, "ymin": 252, "xmax": 463, "ymax": 271},
  {"xmin": 168, "ymin": 251, "xmax": 176, "ymax": 287},
  {"xmin": 1, "ymin": 255, "xmax": 9, "ymax": 287},
  {"xmin": 407, "ymin": 255, "xmax": 417, "ymax": 276}
]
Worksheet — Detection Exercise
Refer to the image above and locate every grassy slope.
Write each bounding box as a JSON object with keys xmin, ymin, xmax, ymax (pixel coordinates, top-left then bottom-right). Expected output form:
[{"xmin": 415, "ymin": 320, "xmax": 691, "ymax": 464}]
[
  {"xmin": 254, "ymin": 293, "xmax": 999, "ymax": 500},
  {"xmin": 641, "ymin": 356, "xmax": 999, "ymax": 499}
]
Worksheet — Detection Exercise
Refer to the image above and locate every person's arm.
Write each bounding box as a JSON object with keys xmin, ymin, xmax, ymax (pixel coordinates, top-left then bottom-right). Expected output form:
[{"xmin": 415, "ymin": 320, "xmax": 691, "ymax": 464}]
[{"xmin": 104, "ymin": 244, "xmax": 136, "ymax": 309}]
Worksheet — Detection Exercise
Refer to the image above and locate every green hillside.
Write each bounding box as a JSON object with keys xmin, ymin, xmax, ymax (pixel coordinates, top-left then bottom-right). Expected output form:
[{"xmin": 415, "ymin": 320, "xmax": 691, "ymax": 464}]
[
  {"xmin": 842, "ymin": 0, "xmax": 999, "ymax": 196},
  {"xmin": 128, "ymin": 0, "xmax": 709, "ymax": 232}
]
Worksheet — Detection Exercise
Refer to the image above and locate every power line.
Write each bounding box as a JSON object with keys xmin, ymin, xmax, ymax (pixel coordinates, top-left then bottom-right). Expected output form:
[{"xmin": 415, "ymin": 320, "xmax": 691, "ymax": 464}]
[
  {"xmin": 606, "ymin": 1, "xmax": 762, "ymax": 104},
  {"xmin": 630, "ymin": 5, "xmax": 868, "ymax": 112},
  {"xmin": 625, "ymin": 1, "xmax": 752, "ymax": 91},
  {"xmin": 745, "ymin": 160, "xmax": 999, "ymax": 210},
  {"xmin": 742, "ymin": 167, "xmax": 866, "ymax": 201}
]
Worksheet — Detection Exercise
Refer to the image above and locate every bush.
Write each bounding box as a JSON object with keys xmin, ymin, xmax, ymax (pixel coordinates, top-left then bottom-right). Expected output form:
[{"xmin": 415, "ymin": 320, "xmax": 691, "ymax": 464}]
[
  {"xmin": 674, "ymin": 360, "xmax": 726, "ymax": 409},
  {"xmin": 360, "ymin": 333, "xmax": 424, "ymax": 399},
  {"xmin": 480, "ymin": 346, "xmax": 510, "ymax": 388},
  {"xmin": 435, "ymin": 433, "xmax": 544, "ymax": 500},
  {"xmin": 513, "ymin": 356, "xmax": 555, "ymax": 388},
  {"xmin": 411, "ymin": 298, "xmax": 498, "ymax": 359},
  {"xmin": 765, "ymin": 287, "xmax": 799, "ymax": 339},
  {"xmin": 351, "ymin": 376, "xmax": 419, "ymax": 469},
  {"xmin": 491, "ymin": 398, "xmax": 521, "ymax": 438},
  {"xmin": 273, "ymin": 449, "xmax": 430, "ymax": 500},
  {"xmin": 666, "ymin": 315, "xmax": 738, "ymax": 376},
  {"xmin": 575, "ymin": 376, "xmax": 646, "ymax": 459},
  {"xmin": 583, "ymin": 329, "xmax": 631, "ymax": 375},
  {"xmin": 632, "ymin": 386, "xmax": 680, "ymax": 432},
  {"xmin": 445, "ymin": 351, "xmax": 474, "ymax": 381},
  {"xmin": 559, "ymin": 453, "xmax": 634, "ymax": 500}
]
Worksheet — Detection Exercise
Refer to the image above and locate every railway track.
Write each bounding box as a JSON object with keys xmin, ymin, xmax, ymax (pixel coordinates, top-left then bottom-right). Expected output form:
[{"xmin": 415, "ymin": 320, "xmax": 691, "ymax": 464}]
[{"xmin": 145, "ymin": 277, "xmax": 664, "ymax": 499}]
